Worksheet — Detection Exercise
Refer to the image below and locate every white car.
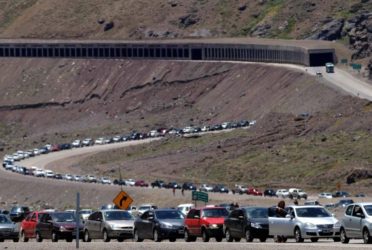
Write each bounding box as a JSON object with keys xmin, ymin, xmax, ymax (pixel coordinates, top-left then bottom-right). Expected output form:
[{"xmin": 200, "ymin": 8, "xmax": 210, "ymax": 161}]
[
  {"xmin": 136, "ymin": 204, "xmax": 158, "ymax": 216},
  {"xmin": 79, "ymin": 209, "xmax": 93, "ymax": 221},
  {"xmin": 73, "ymin": 175, "xmax": 83, "ymax": 182},
  {"xmin": 45, "ymin": 170, "xmax": 55, "ymax": 178},
  {"xmin": 100, "ymin": 177, "xmax": 112, "ymax": 185},
  {"xmin": 113, "ymin": 135, "xmax": 122, "ymax": 142},
  {"xmin": 201, "ymin": 126, "xmax": 210, "ymax": 132},
  {"xmin": 82, "ymin": 138, "xmax": 93, "ymax": 146},
  {"xmin": 319, "ymin": 192, "xmax": 333, "ymax": 199},
  {"xmin": 276, "ymin": 189, "xmax": 290, "ymax": 198},
  {"xmin": 221, "ymin": 122, "xmax": 231, "ymax": 129},
  {"xmin": 33, "ymin": 148, "xmax": 41, "ymax": 155},
  {"xmin": 182, "ymin": 127, "xmax": 194, "ymax": 134},
  {"xmin": 63, "ymin": 174, "xmax": 73, "ymax": 181},
  {"xmin": 177, "ymin": 203, "xmax": 195, "ymax": 216},
  {"xmin": 200, "ymin": 184, "xmax": 213, "ymax": 192},
  {"xmin": 125, "ymin": 179, "xmax": 136, "ymax": 186},
  {"xmin": 4, "ymin": 163, "xmax": 14, "ymax": 170},
  {"xmin": 149, "ymin": 130, "xmax": 160, "ymax": 137},
  {"xmin": 249, "ymin": 120, "xmax": 257, "ymax": 126},
  {"xmin": 95, "ymin": 138, "xmax": 105, "ymax": 145},
  {"xmin": 269, "ymin": 205, "xmax": 341, "ymax": 242},
  {"xmin": 33, "ymin": 169, "xmax": 46, "ymax": 177},
  {"xmin": 72, "ymin": 140, "xmax": 81, "ymax": 147}
]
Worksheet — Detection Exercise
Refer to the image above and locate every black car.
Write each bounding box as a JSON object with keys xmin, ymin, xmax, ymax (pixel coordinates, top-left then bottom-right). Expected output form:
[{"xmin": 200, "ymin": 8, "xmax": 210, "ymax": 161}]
[
  {"xmin": 182, "ymin": 182, "xmax": 196, "ymax": 191},
  {"xmin": 54, "ymin": 174, "xmax": 63, "ymax": 180},
  {"xmin": 36, "ymin": 212, "xmax": 83, "ymax": 242},
  {"xmin": 151, "ymin": 180, "xmax": 165, "ymax": 188},
  {"xmin": 211, "ymin": 124, "xmax": 222, "ymax": 131},
  {"xmin": 59, "ymin": 143, "xmax": 72, "ymax": 150},
  {"xmin": 224, "ymin": 207, "xmax": 269, "ymax": 242},
  {"xmin": 164, "ymin": 182, "xmax": 181, "ymax": 189},
  {"xmin": 2, "ymin": 160, "xmax": 12, "ymax": 168},
  {"xmin": 263, "ymin": 189, "xmax": 276, "ymax": 197},
  {"xmin": 134, "ymin": 209, "xmax": 184, "ymax": 242},
  {"xmin": 212, "ymin": 184, "xmax": 229, "ymax": 193},
  {"xmin": 113, "ymin": 179, "xmax": 126, "ymax": 186},
  {"xmin": 333, "ymin": 191, "xmax": 350, "ymax": 198},
  {"xmin": 130, "ymin": 132, "xmax": 141, "ymax": 140},
  {"xmin": 238, "ymin": 120, "xmax": 250, "ymax": 127},
  {"xmin": 9, "ymin": 206, "xmax": 30, "ymax": 222}
]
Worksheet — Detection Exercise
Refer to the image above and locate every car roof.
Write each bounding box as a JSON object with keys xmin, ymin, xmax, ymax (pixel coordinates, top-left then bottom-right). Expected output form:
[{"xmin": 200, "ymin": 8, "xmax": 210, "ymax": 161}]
[
  {"xmin": 350, "ymin": 202, "xmax": 372, "ymax": 206},
  {"xmin": 101, "ymin": 209, "xmax": 129, "ymax": 212}
]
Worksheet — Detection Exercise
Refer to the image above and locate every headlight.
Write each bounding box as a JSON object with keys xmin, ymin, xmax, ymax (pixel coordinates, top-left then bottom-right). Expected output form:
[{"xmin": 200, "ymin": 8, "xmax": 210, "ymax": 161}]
[
  {"xmin": 209, "ymin": 224, "xmax": 219, "ymax": 229},
  {"xmin": 304, "ymin": 223, "xmax": 317, "ymax": 229},
  {"xmin": 251, "ymin": 222, "xmax": 262, "ymax": 229},
  {"xmin": 59, "ymin": 226, "xmax": 67, "ymax": 232},
  {"xmin": 334, "ymin": 221, "xmax": 341, "ymax": 228},
  {"xmin": 160, "ymin": 222, "xmax": 173, "ymax": 229},
  {"xmin": 110, "ymin": 224, "xmax": 122, "ymax": 230}
]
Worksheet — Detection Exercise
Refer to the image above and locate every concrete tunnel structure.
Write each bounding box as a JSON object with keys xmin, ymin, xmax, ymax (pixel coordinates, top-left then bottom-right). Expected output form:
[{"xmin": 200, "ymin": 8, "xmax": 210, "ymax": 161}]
[{"xmin": 0, "ymin": 38, "xmax": 336, "ymax": 66}]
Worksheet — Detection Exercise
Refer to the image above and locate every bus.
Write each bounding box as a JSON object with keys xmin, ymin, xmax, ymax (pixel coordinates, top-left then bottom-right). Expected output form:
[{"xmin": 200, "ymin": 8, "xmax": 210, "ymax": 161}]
[{"xmin": 325, "ymin": 62, "xmax": 334, "ymax": 73}]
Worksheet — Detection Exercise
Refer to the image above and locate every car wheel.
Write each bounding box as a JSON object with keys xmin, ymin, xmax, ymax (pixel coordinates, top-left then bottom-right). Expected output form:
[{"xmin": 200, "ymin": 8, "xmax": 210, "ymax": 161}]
[
  {"xmin": 0, "ymin": 239, "xmax": 4, "ymax": 242},
  {"xmin": 117, "ymin": 237, "xmax": 124, "ymax": 242},
  {"xmin": 340, "ymin": 228, "xmax": 349, "ymax": 244},
  {"xmin": 245, "ymin": 229, "xmax": 253, "ymax": 242},
  {"xmin": 294, "ymin": 227, "xmax": 304, "ymax": 243},
  {"xmin": 153, "ymin": 229, "xmax": 161, "ymax": 242},
  {"xmin": 184, "ymin": 229, "xmax": 196, "ymax": 242},
  {"xmin": 134, "ymin": 229, "xmax": 143, "ymax": 242},
  {"xmin": 169, "ymin": 238, "xmax": 176, "ymax": 242},
  {"xmin": 83, "ymin": 230, "xmax": 91, "ymax": 242},
  {"xmin": 20, "ymin": 230, "xmax": 29, "ymax": 242},
  {"xmin": 259, "ymin": 237, "xmax": 267, "ymax": 242},
  {"xmin": 202, "ymin": 229, "xmax": 210, "ymax": 242},
  {"xmin": 103, "ymin": 229, "xmax": 111, "ymax": 242},
  {"xmin": 51, "ymin": 231, "xmax": 59, "ymax": 242},
  {"xmin": 310, "ymin": 237, "xmax": 319, "ymax": 243},
  {"xmin": 363, "ymin": 228, "xmax": 372, "ymax": 244},
  {"xmin": 234, "ymin": 237, "xmax": 241, "ymax": 242},
  {"xmin": 333, "ymin": 237, "xmax": 341, "ymax": 242},
  {"xmin": 66, "ymin": 237, "xmax": 73, "ymax": 242},
  {"xmin": 215, "ymin": 236, "xmax": 223, "ymax": 242},
  {"xmin": 36, "ymin": 231, "xmax": 43, "ymax": 242},
  {"xmin": 225, "ymin": 229, "xmax": 233, "ymax": 242},
  {"xmin": 13, "ymin": 238, "xmax": 19, "ymax": 242}
]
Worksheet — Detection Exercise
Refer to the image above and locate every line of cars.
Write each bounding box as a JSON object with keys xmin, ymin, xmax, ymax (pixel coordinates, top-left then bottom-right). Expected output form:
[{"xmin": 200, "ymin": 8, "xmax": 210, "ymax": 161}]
[{"xmin": 1, "ymin": 202, "xmax": 371, "ymax": 244}]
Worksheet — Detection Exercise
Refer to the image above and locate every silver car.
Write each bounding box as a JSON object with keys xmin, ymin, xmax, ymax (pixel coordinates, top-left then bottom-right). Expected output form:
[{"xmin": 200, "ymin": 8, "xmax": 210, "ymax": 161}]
[
  {"xmin": 269, "ymin": 205, "xmax": 340, "ymax": 242},
  {"xmin": 83, "ymin": 209, "xmax": 134, "ymax": 242},
  {"xmin": 340, "ymin": 202, "xmax": 372, "ymax": 244}
]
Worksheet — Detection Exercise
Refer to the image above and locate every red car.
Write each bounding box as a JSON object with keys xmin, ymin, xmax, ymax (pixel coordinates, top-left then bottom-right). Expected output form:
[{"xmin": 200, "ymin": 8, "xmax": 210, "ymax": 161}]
[
  {"xmin": 247, "ymin": 187, "xmax": 263, "ymax": 196},
  {"xmin": 19, "ymin": 211, "xmax": 45, "ymax": 242},
  {"xmin": 135, "ymin": 180, "xmax": 149, "ymax": 187},
  {"xmin": 184, "ymin": 207, "xmax": 229, "ymax": 242}
]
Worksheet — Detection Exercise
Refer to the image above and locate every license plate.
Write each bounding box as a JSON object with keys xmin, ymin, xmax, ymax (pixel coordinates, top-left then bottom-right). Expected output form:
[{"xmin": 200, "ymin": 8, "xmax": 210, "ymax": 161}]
[{"xmin": 322, "ymin": 230, "xmax": 331, "ymax": 233}]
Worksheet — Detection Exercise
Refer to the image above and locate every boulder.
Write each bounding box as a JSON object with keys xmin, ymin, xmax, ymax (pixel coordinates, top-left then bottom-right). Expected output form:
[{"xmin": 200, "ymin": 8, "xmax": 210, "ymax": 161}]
[
  {"xmin": 104, "ymin": 21, "xmax": 114, "ymax": 32},
  {"xmin": 189, "ymin": 28, "xmax": 212, "ymax": 38},
  {"xmin": 307, "ymin": 18, "xmax": 344, "ymax": 40},
  {"xmin": 251, "ymin": 23, "xmax": 271, "ymax": 37},
  {"xmin": 168, "ymin": 0, "xmax": 178, "ymax": 7},
  {"xmin": 238, "ymin": 4, "xmax": 247, "ymax": 11},
  {"xmin": 178, "ymin": 14, "xmax": 200, "ymax": 28}
]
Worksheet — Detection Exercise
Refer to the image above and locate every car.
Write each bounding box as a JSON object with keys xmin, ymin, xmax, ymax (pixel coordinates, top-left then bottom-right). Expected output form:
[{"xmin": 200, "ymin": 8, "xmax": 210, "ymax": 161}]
[
  {"xmin": 232, "ymin": 185, "xmax": 247, "ymax": 195},
  {"xmin": 211, "ymin": 124, "xmax": 223, "ymax": 131},
  {"xmin": 0, "ymin": 214, "xmax": 19, "ymax": 242},
  {"xmin": 268, "ymin": 205, "xmax": 341, "ymax": 243},
  {"xmin": 355, "ymin": 193, "xmax": 366, "ymax": 198},
  {"xmin": 63, "ymin": 174, "xmax": 74, "ymax": 181},
  {"xmin": 112, "ymin": 135, "xmax": 122, "ymax": 142},
  {"xmin": 113, "ymin": 179, "xmax": 126, "ymax": 186},
  {"xmin": 125, "ymin": 179, "xmax": 136, "ymax": 186},
  {"xmin": 212, "ymin": 184, "xmax": 229, "ymax": 193},
  {"xmin": 182, "ymin": 127, "xmax": 194, "ymax": 134},
  {"xmin": 247, "ymin": 187, "xmax": 263, "ymax": 196},
  {"xmin": 340, "ymin": 202, "xmax": 372, "ymax": 244},
  {"xmin": 134, "ymin": 180, "xmax": 149, "ymax": 187},
  {"xmin": 201, "ymin": 126, "xmax": 210, "ymax": 132},
  {"xmin": 288, "ymin": 188, "xmax": 308, "ymax": 200},
  {"xmin": 276, "ymin": 189, "xmax": 289, "ymax": 198},
  {"xmin": 199, "ymin": 184, "xmax": 214, "ymax": 192},
  {"xmin": 337, "ymin": 199, "xmax": 355, "ymax": 208},
  {"xmin": 100, "ymin": 177, "xmax": 112, "ymax": 185},
  {"xmin": 9, "ymin": 206, "xmax": 31, "ymax": 222},
  {"xmin": 134, "ymin": 209, "xmax": 185, "ymax": 242},
  {"xmin": 45, "ymin": 170, "xmax": 55, "ymax": 178},
  {"xmin": 164, "ymin": 182, "xmax": 181, "ymax": 189},
  {"xmin": 95, "ymin": 138, "xmax": 105, "ymax": 145},
  {"xmin": 79, "ymin": 209, "xmax": 93, "ymax": 221},
  {"xmin": 59, "ymin": 143, "xmax": 72, "ymax": 150},
  {"xmin": 148, "ymin": 130, "xmax": 160, "ymax": 137},
  {"xmin": 104, "ymin": 137, "xmax": 114, "ymax": 144},
  {"xmin": 50, "ymin": 144, "xmax": 60, "ymax": 152},
  {"xmin": 33, "ymin": 169, "xmax": 45, "ymax": 177},
  {"xmin": 151, "ymin": 180, "xmax": 165, "ymax": 188},
  {"xmin": 19, "ymin": 211, "xmax": 45, "ymax": 242},
  {"xmin": 182, "ymin": 182, "xmax": 196, "ymax": 191},
  {"xmin": 73, "ymin": 175, "xmax": 83, "ymax": 182},
  {"xmin": 137, "ymin": 204, "xmax": 158, "ymax": 216},
  {"xmin": 238, "ymin": 120, "xmax": 250, "ymax": 127},
  {"xmin": 85, "ymin": 175, "xmax": 97, "ymax": 183},
  {"xmin": 36, "ymin": 212, "xmax": 83, "ymax": 242},
  {"xmin": 333, "ymin": 191, "xmax": 350, "ymax": 198},
  {"xmin": 71, "ymin": 140, "xmax": 81, "ymax": 147},
  {"xmin": 224, "ymin": 207, "xmax": 269, "ymax": 242},
  {"xmin": 221, "ymin": 122, "xmax": 231, "ymax": 129},
  {"xmin": 264, "ymin": 189, "xmax": 276, "ymax": 197},
  {"xmin": 54, "ymin": 174, "xmax": 63, "ymax": 180},
  {"xmin": 82, "ymin": 138, "xmax": 94, "ymax": 146},
  {"xmin": 177, "ymin": 204, "xmax": 195, "ymax": 216},
  {"xmin": 184, "ymin": 207, "xmax": 229, "ymax": 242},
  {"xmin": 304, "ymin": 200, "xmax": 320, "ymax": 206},
  {"xmin": 83, "ymin": 209, "xmax": 134, "ymax": 242},
  {"xmin": 319, "ymin": 192, "xmax": 333, "ymax": 199}
]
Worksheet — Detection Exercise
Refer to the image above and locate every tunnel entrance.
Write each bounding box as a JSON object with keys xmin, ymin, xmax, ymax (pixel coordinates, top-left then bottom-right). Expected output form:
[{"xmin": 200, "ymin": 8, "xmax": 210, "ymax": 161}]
[
  {"xmin": 191, "ymin": 48, "xmax": 202, "ymax": 60},
  {"xmin": 309, "ymin": 52, "xmax": 334, "ymax": 66}
]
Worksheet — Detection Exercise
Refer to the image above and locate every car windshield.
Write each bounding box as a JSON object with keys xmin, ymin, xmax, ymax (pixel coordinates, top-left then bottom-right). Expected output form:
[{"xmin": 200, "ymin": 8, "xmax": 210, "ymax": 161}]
[
  {"xmin": 104, "ymin": 211, "xmax": 133, "ymax": 221},
  {"xmin": 364, "ymin": 205, "xmax": 372, "ymax": 216},
  {"xmin": 0, "ymin": 215, "xmax": 11, "ymax": 224},
  {"xmin": 203, "ymin": 208, "xmax": 229, "ymax": 218},
  {"xmin": 52, "ymin": 212, "xmax": 76, "ymax": 222},
  {"xmin": 245, "ymin": 208, "xmax": 268, "ymax": 218},
  {"xmin": 79, "ymin": 211, "xmax": 91, "ymax": 214},
  {"xmin": 155, "ymin": 210, "xmax": 184, "ymax": 220},
  {"xmin": 296, "ymin": 207, "xmax": 331, "ymax": 218},
  {"xmin": 340, "ymin": 200, "xmax": 353, "ymax": 204}
]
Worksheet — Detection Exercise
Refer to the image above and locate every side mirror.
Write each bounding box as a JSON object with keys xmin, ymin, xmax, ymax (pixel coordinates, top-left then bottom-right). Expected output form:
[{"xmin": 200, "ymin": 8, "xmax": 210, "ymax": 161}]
[
  {"xmin": 194, "ymin": 215, "xmax": 200, "ymax": 219},
  {"xmin": 285, "ymin": 214, "xmax": 294, "ymax": 219},
  {"xmin": 148, "ymin": 216, "xmax": 154, "ymax": 221},
  {"xmin": 96, "ymin": 218, "xmax": 102, "ymax": 222},
  {"xmin": 356, "ymin": 212, "xmax": 365, "ymax": 218},
  {"xmin": 238, "ymin": 215, "xmax": 244, "ymax": 220}
]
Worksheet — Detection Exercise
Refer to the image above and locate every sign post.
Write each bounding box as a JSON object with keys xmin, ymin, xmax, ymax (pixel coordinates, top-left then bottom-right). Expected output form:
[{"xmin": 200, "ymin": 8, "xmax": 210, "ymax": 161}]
[
  {"xmin": 113, "ymin": 191, "xmax": 134, "ymax": 210},
  {"xmin": 192, "ymin": 191, "xmax": 209, "ymax": 206}
]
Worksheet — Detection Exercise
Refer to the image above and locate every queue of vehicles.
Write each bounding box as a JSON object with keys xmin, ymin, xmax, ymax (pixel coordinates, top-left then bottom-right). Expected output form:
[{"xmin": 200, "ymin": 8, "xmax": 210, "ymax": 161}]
[{"xmin": 0, "ymin": 202, "xmax": 371, "ymax": 244}]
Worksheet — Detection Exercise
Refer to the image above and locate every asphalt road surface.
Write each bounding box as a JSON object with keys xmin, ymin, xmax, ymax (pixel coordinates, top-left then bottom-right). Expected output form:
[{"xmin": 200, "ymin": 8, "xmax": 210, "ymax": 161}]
[{"xmin": 0, "ymin": 240, "xmax": 369, "ymax": 250}]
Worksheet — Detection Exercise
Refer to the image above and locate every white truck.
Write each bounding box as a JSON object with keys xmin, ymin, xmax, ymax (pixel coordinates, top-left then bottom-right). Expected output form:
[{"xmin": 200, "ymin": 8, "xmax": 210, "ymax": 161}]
[{"xmin": 288, "ymin": 188, "xmax": 308, "ymax": 200}]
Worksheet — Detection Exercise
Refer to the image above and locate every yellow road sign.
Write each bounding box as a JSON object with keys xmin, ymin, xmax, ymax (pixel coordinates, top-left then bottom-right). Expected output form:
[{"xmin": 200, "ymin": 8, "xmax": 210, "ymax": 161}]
[{"xmin": 113, "ymin": 191, "xmax": 133, "ymax": 210}]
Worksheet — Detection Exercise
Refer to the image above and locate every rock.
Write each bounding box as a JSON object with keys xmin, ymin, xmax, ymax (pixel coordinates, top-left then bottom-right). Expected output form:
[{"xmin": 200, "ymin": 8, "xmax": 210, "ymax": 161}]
[
  {"xmin": 104, "ymin": 21, "xmax": 114, "ymax": 32},
  {"xmin": 307, "ymin": 18, "xmax": 344, "ymax": 40},
  {"xmin": 189, "ymin": 28, "xmax": 212, "ymax": 38},
  {"xmin": 178, "ymin": 14, "xmax": 200, "ymax": 28},
  {"xmin": 303, "ymin": 1, "xmax": 316, "ymax": 13},
  {"xmin": 238, "ymin": 4, "xmax": 247, "ymax": 11},
  {"xmin": 144, "ymin": 29, "xmax": 178, "ymax": 38},
  {"xmin": 346, "ymin": 169, "xmax": 372, "ymax": 184},
  {"xmin": 251, "ymin": 23, "xmax": 271, "ymax": 37}
]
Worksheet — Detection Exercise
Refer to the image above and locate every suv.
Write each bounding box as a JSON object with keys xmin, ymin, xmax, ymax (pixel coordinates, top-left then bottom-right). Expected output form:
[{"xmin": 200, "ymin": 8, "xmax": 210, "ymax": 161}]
[
  {"xmin": 83, "ymin": 210, "xmax": 134, "ymax": 242},
  {"xmin": 151, "ymin": 180, "xmax": 165, "ymax": 188},
  {"xmin": 36, "ymin": 212, "xmax": 83, "ymax": 242},
  {"xmin": 9, "ymin": 206, "xmax": 30, "ymax": 222},
  {"xmin": 340, "ymin": 202, "xmax": 372, "ymax": 244},
  {"xmin": 184, "ymin": 207, "xmax": 229, "ymax": 242},
  {"xmin": 288, "ymin": 188, "xmax": 308, "ymax": 200}
]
